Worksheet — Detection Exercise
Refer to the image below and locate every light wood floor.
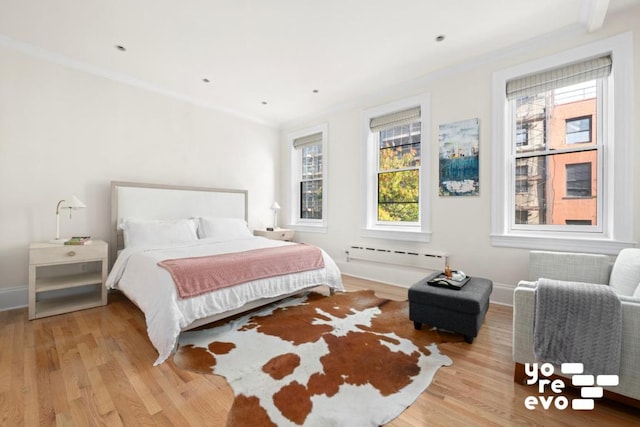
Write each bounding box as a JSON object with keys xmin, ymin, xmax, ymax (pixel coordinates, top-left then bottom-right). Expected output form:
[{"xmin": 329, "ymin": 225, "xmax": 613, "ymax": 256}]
[{"xmin": 1, "ymin": 275, "xmax": 638, "ymax": 426}]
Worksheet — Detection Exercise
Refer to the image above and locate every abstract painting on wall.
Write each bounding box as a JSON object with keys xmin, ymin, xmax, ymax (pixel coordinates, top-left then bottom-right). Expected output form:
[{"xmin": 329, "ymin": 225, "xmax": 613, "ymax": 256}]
[{"xmin": 438, "ymin": 118, "xmax": 480, "ymax": 196}]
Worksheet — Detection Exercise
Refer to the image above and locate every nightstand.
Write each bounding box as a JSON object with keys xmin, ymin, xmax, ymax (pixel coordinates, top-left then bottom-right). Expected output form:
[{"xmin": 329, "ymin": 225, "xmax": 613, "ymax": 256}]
[
  {"xmin": 253, "ymin": 228, "xmax": 295, "ymax": 241},
  {"xmin": 28, "ymin": 240, "xmax": 108, "ymax": 319}
]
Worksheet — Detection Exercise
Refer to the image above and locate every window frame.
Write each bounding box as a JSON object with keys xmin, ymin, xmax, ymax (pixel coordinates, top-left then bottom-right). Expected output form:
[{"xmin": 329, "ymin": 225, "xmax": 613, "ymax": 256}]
[
  {"xmin": 361, "ymin": 94, "xmax": 431, "ymax": 242},
  {"xmin": 510, "ymin": 80, "xmax": 603, "ymax": 234},
  {"xmin": 490, "ymin": 33, "xmax": 634, "ymax": 254},
  {"xmin": 288, "ymin": 123, "xmax": 328, "ymax": 233}
]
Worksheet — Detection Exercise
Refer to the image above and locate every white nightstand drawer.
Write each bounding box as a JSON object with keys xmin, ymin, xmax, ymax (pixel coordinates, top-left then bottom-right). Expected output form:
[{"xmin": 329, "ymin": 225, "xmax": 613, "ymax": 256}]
[
  {"xmin": 254, "ymin": 229, "xmax": 295, "ymax": 241},
  {"xmin": 29, "ymin": 241, "xmax": 108, "ymax": 265}
]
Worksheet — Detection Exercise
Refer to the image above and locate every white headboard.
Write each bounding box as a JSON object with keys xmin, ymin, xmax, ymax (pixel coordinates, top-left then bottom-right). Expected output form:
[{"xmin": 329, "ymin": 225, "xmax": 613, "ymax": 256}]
[{"xmin": 110, "ymin": 181, "xmax": 248, "ymax": 264}]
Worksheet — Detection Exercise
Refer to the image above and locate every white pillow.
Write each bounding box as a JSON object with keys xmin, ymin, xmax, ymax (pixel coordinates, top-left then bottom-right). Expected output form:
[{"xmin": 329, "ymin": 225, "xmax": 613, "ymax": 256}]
[
  {"xmin": 120, "ymin": 218, "xmax": 198, "ymax": 248},
  {"xmin": 198, "ymin": 217, "xmax": 252, "ymax": 240},
  {"xmin": 609, "ymin": 248, "xmax": 640, "ymax": 296}
]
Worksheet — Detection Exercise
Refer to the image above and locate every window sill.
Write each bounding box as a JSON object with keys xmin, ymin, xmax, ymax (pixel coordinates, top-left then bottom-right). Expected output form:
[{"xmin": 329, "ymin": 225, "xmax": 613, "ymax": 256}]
[
  {"xmin": 490, "ymin": 233, "xmax": 635, "ymax": 255},
  {"xmin": 360, "ymin": 227, "xmax": 431, "ymax": 243}
]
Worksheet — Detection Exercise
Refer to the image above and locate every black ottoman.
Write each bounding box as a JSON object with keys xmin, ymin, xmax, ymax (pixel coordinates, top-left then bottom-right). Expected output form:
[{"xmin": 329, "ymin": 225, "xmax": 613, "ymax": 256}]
[{"xmin": 409, "ymin": 273, "xmax": 493, "ymax": 343}]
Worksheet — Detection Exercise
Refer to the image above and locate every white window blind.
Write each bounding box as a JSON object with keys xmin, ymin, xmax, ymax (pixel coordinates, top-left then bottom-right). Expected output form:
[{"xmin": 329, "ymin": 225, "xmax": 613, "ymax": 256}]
[
  {"xmin": 292, "ymin": 132, "xmax": 322, "ymax": 149},
  {"xmin": 369, "ymin": 106, "xmax": 421, "ymax": 132},
  {"xmin": 506, "ymin": 55, "xmax": 612, "ymax": 100}
]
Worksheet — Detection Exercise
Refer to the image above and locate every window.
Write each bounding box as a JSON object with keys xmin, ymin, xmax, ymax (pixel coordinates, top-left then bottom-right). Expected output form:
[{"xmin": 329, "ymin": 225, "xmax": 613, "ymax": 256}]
[
  {"xmin": 377, "ymin": 122, "xmax": 421, "ymax": 222},
  {"xmin": 515, "ymin": 124, "xmax": 529, "ymax": 147},
  {"xmin": 566, "ymin": 163, "xmax": 591, "ymax": 198},
  {"xmin": 512, "ymin": 75, "xmax": 601, "ymax": 227},
  {"xmin": 300, "ymin": 143, "xmax": 323, "ymax": 219},
  {"xmin": 288, "ymin": 124, "xmax": 328, "ymax": 232},
  {"xmin": 566, "ymin": 219, "xmax": 592, "ymax": 226},
  {"xmin": 566, "ymin": 116, "xmax": 592, "ymax": 144},
  {"xmin": 515, "ymin": 165, "xmax": 529, "ymax": 194},
  {"xmin": 491, "ymin": 33, "xmax": 634, "ymax": 254},
  {"xmin": 362, "ymin": 94, "xmax": 431, "ymax": 241}
]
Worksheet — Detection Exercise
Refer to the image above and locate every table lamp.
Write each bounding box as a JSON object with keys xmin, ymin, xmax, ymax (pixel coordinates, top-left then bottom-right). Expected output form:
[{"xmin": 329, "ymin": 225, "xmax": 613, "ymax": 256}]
[
  {"xmin": 51, "ymin": 195, "xmax": 86, "ymax": 243},
  {"xmin": 271, "ymin": 201, "xmax": 281, "ymax": 229}
]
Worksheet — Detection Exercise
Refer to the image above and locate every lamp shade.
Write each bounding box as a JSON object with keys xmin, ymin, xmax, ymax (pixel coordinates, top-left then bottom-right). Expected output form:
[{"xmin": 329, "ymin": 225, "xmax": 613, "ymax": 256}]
[
  {"xmin": 61, "ymin": 195, "xmax": 86, "ymax": 209},
  {"xmin": 271, "ymin": 201, "xmax": 281, "ymax": 210}
]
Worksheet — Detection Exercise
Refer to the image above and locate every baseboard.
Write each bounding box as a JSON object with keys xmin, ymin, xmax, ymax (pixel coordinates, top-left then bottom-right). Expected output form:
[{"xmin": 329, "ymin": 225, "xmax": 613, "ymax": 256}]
[
  {"xmin": 341, "ymin": 272, "xmax": 411, "ymax": 289},
  {"xmin": 0, "ymin": 285, "xmax": 28, "ymax": 311},
  {"xmin": 0, "ymin": 279, "xmax": 515, "ymax": 312},
  {"xmin": 491, "ymin": 282, "xmax": 515, "ymax": 306},
  {"xmin": 341, "ymin": 272, "xmax": 515, "ymax": 307}
]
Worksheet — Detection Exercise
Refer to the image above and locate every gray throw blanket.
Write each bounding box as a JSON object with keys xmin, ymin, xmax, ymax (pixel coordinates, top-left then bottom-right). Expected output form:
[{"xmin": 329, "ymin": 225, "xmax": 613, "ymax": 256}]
[{"xmin": 533, "ymin": 278, "xmax": 622, "ymax": 375}]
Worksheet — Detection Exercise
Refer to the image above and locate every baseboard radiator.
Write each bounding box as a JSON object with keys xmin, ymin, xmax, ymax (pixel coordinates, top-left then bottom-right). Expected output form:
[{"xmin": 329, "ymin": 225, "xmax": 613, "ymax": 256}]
[{"xmin": 346, "ymin": 245, "xmax": 447, "ymax": 271}]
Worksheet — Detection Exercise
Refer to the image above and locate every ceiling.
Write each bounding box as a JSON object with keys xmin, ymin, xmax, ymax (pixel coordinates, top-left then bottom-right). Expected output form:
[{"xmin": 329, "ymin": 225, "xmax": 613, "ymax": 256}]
[{"xmin": 1, "ymin": 0, "xmax": 638, "ymax": 127}]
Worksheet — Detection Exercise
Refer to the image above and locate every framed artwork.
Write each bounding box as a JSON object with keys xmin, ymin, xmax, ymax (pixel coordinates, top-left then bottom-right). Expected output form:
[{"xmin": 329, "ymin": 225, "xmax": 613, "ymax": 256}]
[{"xmin": 438, "ymin": 118, "xmax": 480, "ymax": 196}]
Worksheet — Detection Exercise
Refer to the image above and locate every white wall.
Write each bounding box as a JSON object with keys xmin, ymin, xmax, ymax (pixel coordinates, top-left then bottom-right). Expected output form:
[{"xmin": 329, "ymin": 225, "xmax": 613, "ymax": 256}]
[
  {"xmin": 0, "ymin": 46, "xmax": 280, "ymax": 307},
  {"xmin": 282, "ymin": 6, "xmax": 640, "ymax": 303},
  {"xmin": 1, "ymin": 7, "xmax": 638, "ymax": 310}
]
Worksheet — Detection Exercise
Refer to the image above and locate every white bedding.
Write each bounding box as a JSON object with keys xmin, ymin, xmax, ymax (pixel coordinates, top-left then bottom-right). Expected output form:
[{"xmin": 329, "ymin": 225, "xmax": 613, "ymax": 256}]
[{"xmin": 106, "ymin": 236, "xmax": 344, "ymax": 365}]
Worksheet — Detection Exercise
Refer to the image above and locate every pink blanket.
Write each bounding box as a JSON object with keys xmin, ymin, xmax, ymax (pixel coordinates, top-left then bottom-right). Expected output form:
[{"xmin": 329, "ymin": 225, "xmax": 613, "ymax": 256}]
[{"xmin": 157, "ymin": 244, "xmax": 325, "ymax": 299}]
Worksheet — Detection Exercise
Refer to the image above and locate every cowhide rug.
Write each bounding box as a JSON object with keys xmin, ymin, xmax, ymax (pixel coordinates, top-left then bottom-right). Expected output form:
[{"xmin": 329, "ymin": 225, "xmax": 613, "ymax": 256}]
[{"xmin": 174, "ymin": 290, "xmax": 454, "ymax": 426}]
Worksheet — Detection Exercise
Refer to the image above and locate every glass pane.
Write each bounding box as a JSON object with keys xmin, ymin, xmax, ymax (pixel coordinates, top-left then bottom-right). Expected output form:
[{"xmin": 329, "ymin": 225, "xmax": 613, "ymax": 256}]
[
  {"xmin": 379, "ymin": 122, "xmax": 421, "ymax": 170},
  {"xmin": 378, "ymin": 170, "xmax": 419, "ymax": 222},
  {"xmin": 515, "ymin": 80, "xmax": 597, "ymax": 155},
  {"xmin": 300, "ymin": 180, "xmax": 322, "ymax": 219},
  {"xmin": 566, "ymin": 162, "xmax": 592, "ymax": 197},
  {"xmin": 514, "ymin": 151, "xmax": 597, "ymax": 225},
  {"xmin": 566, "ymin": 117, "xmax": 590, "ymax": 132},
  {"xmin": 515, "ymin": 96, "xmax": 546, "ymax": 153},
  {"xmin": 515, "ymin": 127, "xmax": 528, "ymax": 146},
  {"xmin": 566, "ymin": 117, "xmax": 592, "ymax": 144},
  {"xmin": 301, "ymin": 144, "xmax": 322, "ymax": 180}
]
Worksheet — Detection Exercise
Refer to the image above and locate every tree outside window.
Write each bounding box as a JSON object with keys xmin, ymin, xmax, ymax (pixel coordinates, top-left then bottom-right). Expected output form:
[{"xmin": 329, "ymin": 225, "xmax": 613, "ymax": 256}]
[{"xmin": 377, "ymin": 123, "xmax": 420, "ymax": 222}]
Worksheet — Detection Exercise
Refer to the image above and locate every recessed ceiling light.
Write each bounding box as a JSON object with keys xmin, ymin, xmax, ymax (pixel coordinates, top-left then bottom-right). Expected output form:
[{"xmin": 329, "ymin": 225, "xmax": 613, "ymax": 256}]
[
  {"xmin": 313, "ymin": 89, "xmax": 319, "ymax": 93},
  {"xmin": 435, "ymin": 35, "xmax": 445, "ymax": 42},
  {"xmin": 115, "ymin": 45, "xmax": 127, "ymax": 51},
  {"xmin": 261, "ymin": 101, "xmax": 268, "ymax": 105},
  {"xmin": 202, "ymin": 78, "xmax": 210, "ymax": 83}
]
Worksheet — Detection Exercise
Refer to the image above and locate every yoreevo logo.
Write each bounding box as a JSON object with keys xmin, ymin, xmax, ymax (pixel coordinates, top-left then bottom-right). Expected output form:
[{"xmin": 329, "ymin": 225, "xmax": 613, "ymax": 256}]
[{"xmin": 524, "ymin": 362, "xmax": 619, "ymax": 410}]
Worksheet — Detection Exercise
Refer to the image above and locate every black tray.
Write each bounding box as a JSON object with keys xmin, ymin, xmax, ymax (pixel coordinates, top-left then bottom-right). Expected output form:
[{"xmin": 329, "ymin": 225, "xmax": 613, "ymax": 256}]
[{"xmin": 427, "ymin": 273, "xmax": 470, "ymax": 290}]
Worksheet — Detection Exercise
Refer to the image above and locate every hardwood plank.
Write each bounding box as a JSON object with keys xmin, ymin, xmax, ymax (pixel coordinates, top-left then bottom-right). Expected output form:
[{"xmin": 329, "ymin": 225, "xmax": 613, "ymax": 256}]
[
  {"xmin": 113, "ymin": 352, "xmax": 163, "ymax": 416},
  {"xmin": 83, "ymin": 366, "xmax": 119, "ymax": 419},
  {"xmin": 0, "ymin": 276, "xmax": 637, "ymax": 426},
  {"xmin": 0, "ymin": 312, "xmax": 13, "ymax": 394},
  {"xmin": 23, "ymin": 340, "xmax": 44, "ymax": 426},
  {"xmin": 49, "ymin": 368, "xmax": 71, "ymax": 424}
]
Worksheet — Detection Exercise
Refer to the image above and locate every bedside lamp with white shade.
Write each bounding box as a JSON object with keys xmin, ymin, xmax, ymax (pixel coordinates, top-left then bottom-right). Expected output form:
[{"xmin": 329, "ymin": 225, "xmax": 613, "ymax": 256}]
[{"xmin": 51, "ymin": 195, "xmax": 86, "ymax": 244}]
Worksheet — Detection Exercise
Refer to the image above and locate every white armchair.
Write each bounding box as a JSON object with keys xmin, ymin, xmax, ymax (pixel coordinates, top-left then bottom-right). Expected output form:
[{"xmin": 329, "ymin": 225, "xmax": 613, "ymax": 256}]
[{"xmin": 513, "ymin": 248, "xmax": 640, "ymax": 406}]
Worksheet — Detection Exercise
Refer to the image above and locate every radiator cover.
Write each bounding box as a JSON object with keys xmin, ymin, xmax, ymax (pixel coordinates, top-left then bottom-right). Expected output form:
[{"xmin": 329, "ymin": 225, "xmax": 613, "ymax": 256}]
[{"xmin": 347, "ymin": 245, "xmax": 447, "ymax": 271}]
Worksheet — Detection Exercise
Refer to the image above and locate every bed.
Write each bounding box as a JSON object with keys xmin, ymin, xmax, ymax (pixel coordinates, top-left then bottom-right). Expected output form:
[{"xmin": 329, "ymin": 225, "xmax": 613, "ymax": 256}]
[{"xmin": 106, "ymin": 181, "xmax": 344, "ymax": 365}]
